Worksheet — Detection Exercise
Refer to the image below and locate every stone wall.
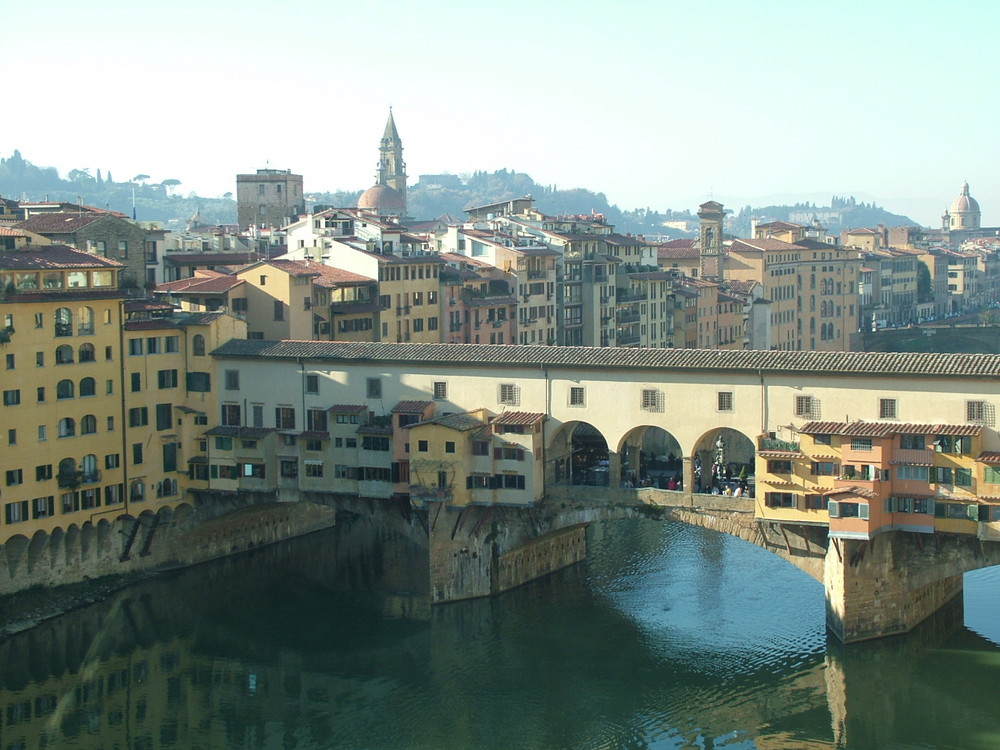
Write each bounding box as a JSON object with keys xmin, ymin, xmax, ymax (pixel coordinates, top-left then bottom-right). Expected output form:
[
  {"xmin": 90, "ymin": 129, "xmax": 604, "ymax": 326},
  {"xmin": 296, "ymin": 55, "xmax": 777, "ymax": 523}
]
[{"xmin": 0, "ymin": 496, "xmax": 335, "ymax": 598}]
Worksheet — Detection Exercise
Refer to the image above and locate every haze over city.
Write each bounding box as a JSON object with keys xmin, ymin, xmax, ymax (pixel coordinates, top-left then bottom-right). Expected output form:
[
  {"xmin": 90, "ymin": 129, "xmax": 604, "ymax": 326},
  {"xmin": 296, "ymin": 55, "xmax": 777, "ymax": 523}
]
[{"xmin": 7, "ymin": 0, "xmax": 995, "ymax": 226}]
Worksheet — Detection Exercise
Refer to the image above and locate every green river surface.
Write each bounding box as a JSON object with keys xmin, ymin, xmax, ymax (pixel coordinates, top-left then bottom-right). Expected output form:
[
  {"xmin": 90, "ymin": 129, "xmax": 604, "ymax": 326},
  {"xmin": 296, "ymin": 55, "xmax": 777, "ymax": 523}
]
[{"xmin": 1, "ymin": 515, "xmax": 998, "ymax": 749}]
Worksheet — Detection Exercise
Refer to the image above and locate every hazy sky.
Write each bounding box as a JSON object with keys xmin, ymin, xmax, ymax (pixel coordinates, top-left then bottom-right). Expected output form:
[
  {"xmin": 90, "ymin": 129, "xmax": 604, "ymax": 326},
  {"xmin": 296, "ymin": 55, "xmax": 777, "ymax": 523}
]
[{"xmin": 7, "ymin": 0, "xmax": 994, "ymax": 226}]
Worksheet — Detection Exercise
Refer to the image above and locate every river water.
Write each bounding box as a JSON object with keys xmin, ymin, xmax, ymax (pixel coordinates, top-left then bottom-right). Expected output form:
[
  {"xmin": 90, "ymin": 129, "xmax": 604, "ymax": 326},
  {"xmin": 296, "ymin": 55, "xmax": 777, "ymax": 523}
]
[{"xmin": 1, "ymin": 515, "xmax": 999, "ymax": 750}]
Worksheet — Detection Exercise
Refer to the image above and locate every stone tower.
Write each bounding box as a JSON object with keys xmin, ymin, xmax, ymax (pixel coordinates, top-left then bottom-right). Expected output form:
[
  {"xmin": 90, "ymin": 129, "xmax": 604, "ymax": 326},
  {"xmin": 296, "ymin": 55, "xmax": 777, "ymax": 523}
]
[
  {"xmin": 358, "ymin": 109, "xmax": 408, "ymax": 218},
  {"xmin": 698, "ymin": 200, "xmax": 726, "ymax": 280}
]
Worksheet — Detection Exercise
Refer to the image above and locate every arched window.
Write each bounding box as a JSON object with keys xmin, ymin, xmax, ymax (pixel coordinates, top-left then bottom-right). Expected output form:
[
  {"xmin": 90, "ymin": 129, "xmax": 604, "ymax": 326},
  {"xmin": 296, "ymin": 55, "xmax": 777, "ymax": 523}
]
[
  {"xmin": 79, "ymin": 377, "xmax": 96, "ymax": 397},
  {"xmin": 55, "ymin": 307, "xmax": 73, "ymax": 337},
  {"xmin": 57, "ymin": 457, "xmax": 77, "ymax": 486},
  {"xmin": 192, "ymin": 334, "xmax": 206, "ymax": 356},
  {"xmin": 130, "ymin": 480, "xmax": 145, "ymax": 502},
  {"xmin": 58, "ymin": 418, "xmax": 76, "ymax": 438},
  {"xmin": 77, "ymin": 306, "xmax": 94, "ymax": 335},
  {"xmin": 55, "ymin": 345, "xmax": 74, "ymax": 364},
  {"xmin": 78, "ymin": 343, "xmax": 96, "ymax": 362},
  {"xmin": 81, "ymin": 415, "xmax": 97, "ymax": 435},
  {"xmin": 57, "ymin": 379, "xmax": 75, "ymax": 399},
  {"xmin": 81, "ymin": 454, "xmax": 98, "ymax": 482}
]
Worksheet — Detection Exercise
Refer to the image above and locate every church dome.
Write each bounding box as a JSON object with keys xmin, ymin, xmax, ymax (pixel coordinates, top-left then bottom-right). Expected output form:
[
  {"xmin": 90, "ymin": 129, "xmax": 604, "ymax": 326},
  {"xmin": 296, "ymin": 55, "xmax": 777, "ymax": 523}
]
[
  {"xmin": 357, "ymin": 184, "xmax": 405, "ymax": 214},
  {"xmin": 950, "ymin": 181, "xmax": 980, "ymax": 214}
]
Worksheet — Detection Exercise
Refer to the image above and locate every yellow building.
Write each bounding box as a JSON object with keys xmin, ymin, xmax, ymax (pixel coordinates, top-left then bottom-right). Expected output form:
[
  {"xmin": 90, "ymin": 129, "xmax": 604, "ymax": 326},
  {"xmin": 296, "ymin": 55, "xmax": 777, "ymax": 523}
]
[
  {"xmin": 407, "ymin": 409, "xmax": 545, "ymax": 507},
  {"xmin": 0, "ymin": 244, "xmax": 246, "ymax": 546}
]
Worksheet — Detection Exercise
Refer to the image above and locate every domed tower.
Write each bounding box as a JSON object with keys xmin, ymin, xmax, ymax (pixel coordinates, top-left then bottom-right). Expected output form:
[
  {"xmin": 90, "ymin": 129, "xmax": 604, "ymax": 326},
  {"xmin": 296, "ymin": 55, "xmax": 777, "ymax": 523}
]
[
  {"xmin": 948, "ymin": 181, "xmax": 981, "ymax": 230},
  {"xmin": 357, "ymin": 109, "xmax": 407, "ymax": 218}
]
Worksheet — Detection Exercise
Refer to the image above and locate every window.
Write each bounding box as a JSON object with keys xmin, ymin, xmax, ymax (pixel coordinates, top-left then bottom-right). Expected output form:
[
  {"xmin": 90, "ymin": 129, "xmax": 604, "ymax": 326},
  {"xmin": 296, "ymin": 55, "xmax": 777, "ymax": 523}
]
[
  {"xmin": 32, "ymin": 496, "xmax": 54, "ymax": 519},
  {"xmin": 764, "ymin": 492, "xmax": 795, "ymax": 508},
  {"xmin": 3, "ymin": 389, "xmax": 20, "ymax": 406},
  {"xmin": 129, "ymin": 407, "xmax": 148, "ymax": 427},
  {"xmin": 5, "ymin": 353, "xmax": 13, "ymax": 369},
  {"xmin": 280, "ymin": 460, "xmax": 299, "ymax": 478},
  {"xmin": 225, "ymin": 370, "xmax": 240, "ymax": 390},
  {"xmin": 156, "ymin": 403, "xmax": 172, "ymax": 431},
  {"xmin": 967, "ymin": 400, "xmax": 988, "ymax": 423},
  {"xmin": 162, "ymin": 443, "xmax": 178, "ymax": 473},
  {"xmin": 164, "ymin": 336, "xmax": 178, "ymax": 353},
  {"xmin": 273, "ymin": 300, "xmax": 284, "ymax": 321},
  {"xmin": 930, "ymin": 466, "xmax": 953, "ymax": 485},
  {"xmin": 305, "ymin": 462, "xmax": 324, "ymax": 478},
  {"xmin": 221, "ymin": 404, "xmax": 241, "ymax": 426},
  {"xmin": 810, "ymin": 461, "xmax": 837, "ymax": 476},
  {"xmin": 5, "ymin": 500, "xmax": 28, "ymax": 524},
  {"xmin": 6, "ymin": 469, "xmax": 23, "ymax": 486},
  {"xmin": 275, "ymin": 407, "xmax": 296, "ymax": 430},
  {"xmin": 899, "ymin": 434, "xmax": 924, "ymax": 450},
  {"xmin": 418, "ymin": 440, "xmax": 428, "ymax": 452},
  {"xmin": 879, "ymin": 398, "xmax": 897, "ymax": 420},
  {"xmin": 306, "ymin": 409, "xmax": 327, "ymax": 432},
  {"xmin": 934, "ymin": 435, "xmax": 971, "ymax": 455},
  {"xmin": 118, "ymin": 240, "xmax": 128, "ymax": 258},
  {"xmin": 897, "ymin": 464, "xmax": 929, "ymax": 481},
  {"xmin": 192, "ymin": 334, "xmax": 206, "ymax": 356},
  {"xmin": 232, "ymin": 297, "xmax": 248, "ymax": 312},
  {"xmin": 499, "ymin": 383, "xmax": 520, "ymax": 406},
  {"xmin": 36, "ymin": 464, "xmax": 52, "ymax": 481},
  {"xmin": 105, "ymin": 454, "xmax": 120, "ymax": 470},
  {"xmin": 641, "ymin": 388, "xmax": 664, "ymax": 412},
  {"xmin": 828, "ymin": 501, "xmax": 869, "ymax": 519},
  {"xmin": 805, "ymin": 494, "xmax": 826, "ymax": 510},
  {"xmin": 361, "ymin": 435, "xmax": 390, "ymax": 451},
  {"xmin": 214, "ymin": 436, "xmax": 233, "ymax": 450},
  {"xmin": 158, "ymin": 369, "xmax": 178, "ymax": 389},
  {"xmin": 58, "ymin": 417, "xmax": 75, "ymax": 437},
  {"xmin": 813, "ymin": 434, "xmax": 832, "ymax": 446},
  {"xmin": 80, "ymin": 377, "xmax": 95, "ymax": 397},
  {"xmin": 305, "ymin": 374, "xmax": 319, "ymax": 394},
  {"xmin": 985, "ymin": 466, "xmax": 1000, "ymax": 484},
  {"xmin": 366, "ymin": 377, "xmax": 382, "ymax": 399},
  {"xmin": 38, "ymin": 425, "xmax": 46, "ymax": 441},
  {"xmin": 145, "ymin": 337, "xmax": 159, "ymax": 354},
  {"xmin": 794, "ymin": 395, "xmax": 814, "ymax": 418},
  {"xmin": 767, "ymin": 460, "xmax": 793, "ymax": 474},
  {"xmin": 433, "ymin": 381, "xmax": 447, "ymax": 400},
  {"xmin": 55, "ymin": 344, "xmax": 74, "ymax": 364},
  {"xmin": 472, "ymin": 441, "xmax": 490, "ymax": 456},
  {"xmin": 130, "ymin": 372, "xmax": 141, "ymax": 392},
  {"xmin": 81, "ymin": 415, "xmax": 97, "ymax": 435},
  {"xmin": 955, "ymin": 468, "xmax": 973, "ymax": 487},
  {"xmin": 186, "ymin": 372, "xmax": 211, "ymax": 392},
  {"xmin": 445, "ymin": 441, "xmax": 456, "ymax": 454},
  {"xmin": 36, "ymin": 351, "xmax": 44, "ymax": 367},
  {"xmin": 57, "ymin": 380, "xmax": 74, "ymax": 399},
  {"xmin": 569, "ymin": 387, "xmax": 585, "ymax": 407},
  {"xmin": 717, "ymin": 391, "xmax": 733, "ymax": 412},
  {"xmin": 850, "ymin": 438, "xmax": 872, "ymax": 452}
]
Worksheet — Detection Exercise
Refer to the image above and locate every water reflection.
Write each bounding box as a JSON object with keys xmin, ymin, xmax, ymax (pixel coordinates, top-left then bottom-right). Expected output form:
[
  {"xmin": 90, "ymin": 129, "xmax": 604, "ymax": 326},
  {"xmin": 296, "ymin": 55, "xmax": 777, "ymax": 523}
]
[{"xmin": 0, "ymin": 517, "xmax": 998, "ymax": 749}]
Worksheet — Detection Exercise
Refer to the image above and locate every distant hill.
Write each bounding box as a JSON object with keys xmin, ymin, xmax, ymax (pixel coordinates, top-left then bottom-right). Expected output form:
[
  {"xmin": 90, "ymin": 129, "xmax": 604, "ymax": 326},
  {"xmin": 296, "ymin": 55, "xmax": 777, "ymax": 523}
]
[
  {"xmin": 0, "ymin": 150, "xmax": 235, "ymax": 228},
  {"xmin": 2, "ymin": 150, "xmax": 917, "ymax": 238}
]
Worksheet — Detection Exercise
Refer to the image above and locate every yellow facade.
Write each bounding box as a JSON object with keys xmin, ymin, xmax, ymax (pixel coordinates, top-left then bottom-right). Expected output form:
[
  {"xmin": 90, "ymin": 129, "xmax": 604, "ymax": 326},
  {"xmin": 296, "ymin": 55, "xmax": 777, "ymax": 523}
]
[
  {"xmin": 0, "ymin": 245, "xmax": 245, "ymax": 545},
  {"xmin": 377, "ymin": 257, "xmax": 443, "ymax": 343}
]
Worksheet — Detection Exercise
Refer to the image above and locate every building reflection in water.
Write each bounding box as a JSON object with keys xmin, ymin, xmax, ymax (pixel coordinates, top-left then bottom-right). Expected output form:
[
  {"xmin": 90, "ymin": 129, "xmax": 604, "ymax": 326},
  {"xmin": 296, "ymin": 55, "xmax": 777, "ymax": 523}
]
[{"xmin": 1, "ymin": 519, "xmax": 998, "ymax": 750}]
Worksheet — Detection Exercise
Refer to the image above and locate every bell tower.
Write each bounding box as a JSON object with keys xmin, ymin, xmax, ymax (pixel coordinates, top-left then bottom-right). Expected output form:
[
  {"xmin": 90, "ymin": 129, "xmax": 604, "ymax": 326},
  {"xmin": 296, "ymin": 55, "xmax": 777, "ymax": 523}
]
[
  {"xmin": 376, "ymin": 108, "xmax": 407, "ymax": 213},
  {"xmin": 698, "ymin": 201, "xmax": 726, "ymax": 281}
]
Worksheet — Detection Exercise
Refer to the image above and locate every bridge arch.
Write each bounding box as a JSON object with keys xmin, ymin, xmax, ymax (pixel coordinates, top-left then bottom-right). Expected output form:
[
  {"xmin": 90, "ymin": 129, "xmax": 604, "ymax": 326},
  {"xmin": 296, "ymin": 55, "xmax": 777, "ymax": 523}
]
[
  {"xmin": 547, "ymin": 420, "xmax": 611, "ymax": 486},
  {"xmin": 616, "ymin": 425, "xmax": 684, "ymax": 489},
  {"xmin": 692, "ymin": 427, "xmax": 757, "ymax": 495}
]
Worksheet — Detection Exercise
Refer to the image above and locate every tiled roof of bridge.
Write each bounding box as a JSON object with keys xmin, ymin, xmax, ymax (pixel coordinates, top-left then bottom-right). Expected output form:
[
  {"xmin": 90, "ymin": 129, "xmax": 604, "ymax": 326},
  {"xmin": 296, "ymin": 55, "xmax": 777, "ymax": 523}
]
[
  {"xmin": 800, "ymin": 421, "xmax": 982, "ymax": 436},
  {"xmin": 210, "ymin": 340, "xmax": 1000, "ymax": 380}
]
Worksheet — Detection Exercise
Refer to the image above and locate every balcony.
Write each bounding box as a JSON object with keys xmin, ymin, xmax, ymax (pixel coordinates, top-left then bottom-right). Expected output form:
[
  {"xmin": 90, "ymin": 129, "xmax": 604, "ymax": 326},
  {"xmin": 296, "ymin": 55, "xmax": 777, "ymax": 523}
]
[
  {"xmin": 617, "ymin": 290, "xmax": 645, "ymax": 303},
  {"xmin": 527, "ymin": 270, "xmax": 547, "ymax": 279},
  {"xmin": 409, "ymin": 485, "xmax": 453, "ymax": 503},
  {"xmin": 617, "ymin": 310, "xmax": 639, "ymax": 324},
  {"xmin": 758, "ymin": 437, "xmax": 799, "ymax": 452}
]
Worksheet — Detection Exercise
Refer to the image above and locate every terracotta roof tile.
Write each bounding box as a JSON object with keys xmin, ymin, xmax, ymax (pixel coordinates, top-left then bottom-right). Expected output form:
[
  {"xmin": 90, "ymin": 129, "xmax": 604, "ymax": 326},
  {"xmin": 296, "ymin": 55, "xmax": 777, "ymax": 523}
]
[
  {"xmin": 391, "ymin": 400, "xmax": 433, "ymax": 414},
  {"xmin": 0, "ymin": 244, "xmax": 124, "ymax": 270},
  {"xmin": 492, "ymin": 411, "xmax": 545, "ymax": 426},
  {"xmin": 210, "ymin": 340, "xmax": 1000, "ymax": 381}
]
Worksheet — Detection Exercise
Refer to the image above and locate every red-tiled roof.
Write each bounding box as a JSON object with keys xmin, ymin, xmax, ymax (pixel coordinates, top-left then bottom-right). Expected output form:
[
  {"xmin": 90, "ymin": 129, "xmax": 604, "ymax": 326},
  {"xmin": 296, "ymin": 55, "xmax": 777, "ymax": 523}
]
[
  {"xmin": 391, "ymin": 400, "xmax": 433, "ymax": 413},
  {"xmin": 800, "ymin": 421, "xmax": 982, "ymax": 437},
  {"xmin": 0, "ymin": 244, "xmax": 124, "ymax": 270},
  {"xmin": 977, "ymin": 452, "xmax": 1000, "ymax": 465},
  {"xmin": 492, "ymin": 411, "xmax": 545, "ymax": 426},
  {"xmin": 14, "ymin": 214, "xmax": 105, "ymax": 233}
]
